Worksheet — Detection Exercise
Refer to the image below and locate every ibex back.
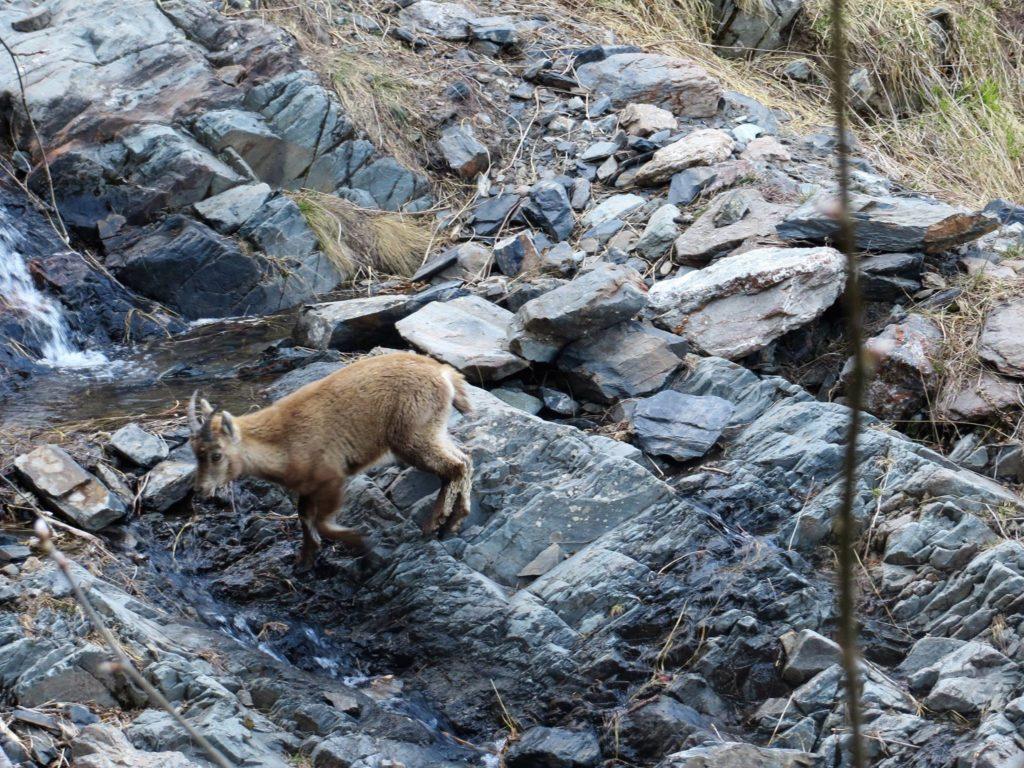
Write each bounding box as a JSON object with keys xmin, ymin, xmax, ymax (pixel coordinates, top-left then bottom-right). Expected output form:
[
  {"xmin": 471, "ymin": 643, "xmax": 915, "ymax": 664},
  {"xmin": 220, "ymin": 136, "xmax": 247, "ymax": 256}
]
[{"xmin": 187, "ymin": 352, "xmax": 474, "ymax": 571}]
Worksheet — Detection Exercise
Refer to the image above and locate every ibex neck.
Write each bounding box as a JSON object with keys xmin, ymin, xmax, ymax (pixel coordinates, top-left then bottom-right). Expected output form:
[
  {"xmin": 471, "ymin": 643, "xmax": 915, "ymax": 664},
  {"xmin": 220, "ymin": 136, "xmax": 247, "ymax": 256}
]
[{"xmin": 234, "ymin": 411, "xmax": 290, "ymax": 483}]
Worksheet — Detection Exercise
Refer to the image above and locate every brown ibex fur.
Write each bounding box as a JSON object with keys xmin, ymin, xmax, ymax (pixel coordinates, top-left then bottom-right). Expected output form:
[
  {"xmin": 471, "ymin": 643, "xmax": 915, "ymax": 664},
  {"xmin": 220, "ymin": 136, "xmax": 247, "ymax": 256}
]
[{"xmin": 187, "ymin": 352, "xmax": 474, "ymax": 571}]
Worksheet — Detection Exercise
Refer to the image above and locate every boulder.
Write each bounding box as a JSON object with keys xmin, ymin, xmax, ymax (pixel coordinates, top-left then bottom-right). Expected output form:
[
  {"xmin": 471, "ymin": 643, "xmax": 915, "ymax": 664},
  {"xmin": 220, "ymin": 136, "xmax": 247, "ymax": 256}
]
[
  {"xmin": 141, "ymin": 459, "xmax": 196, "ymax": 513},
  {"xmin": 14, "ymin": 445, "xmax": 125, "ymax": 531},
  {"xmin": 648, "ymin": 246, "xmax": 845, "ymax": 359},
  {"xmin": 844, "ymin": 315, "xmax": 943, "ymax": 420},
  {"xmin": 617, "ymin": 695, "xmax": 710, "ymax": 760},
  {"xmin": 620, "ymin": 103, "xmax": 678, "ymax": 136},
  {"xmin": 576, "ymin": 53, "xmax": 721, "ymax": 117},
  {"xmin": 398, "ymin": 1, "xmax": 476, "ymax": 40},
  {"xmin": 506, "ymin": 726, "xmax": 601, "ymax": 768},
  {"xmin": 711, "ymin": 0, "xmax": 803, "ymax": 57},
  {"xmin": 582, "ymin": 194, "xmax": 646, "ymax": 228},
  {"xmin": 673, "ymin": 188, "xmax": 793, "ymax": 264},
  {"xmin": 523, "ymin": 180, "xmax": 575, "ymax": 242},
  {"xmin": 630, "ymin": 391, "xmax": 734, "ymax": 461},
  {"xmin": 72, "ymin": 724, "xmax": 200, "ymax": 768},
  {"xmin": 437, "ymin": 125, "xmax": 489, "ymax": 179},
  {"xmin": 558, "ymin": 321, "xmax": 688, "ymax": 403},
  {"xmin": 108, "ymin": 424, "xmax": 168, "ymax": 469},
  {"xmin": 781, "ymin": 629, "xmax": 842, "ymax": 684},
  {"xmin": 192, "ymin": 183, "xmax": 273, "ymax": 234},
  {"xmin": 509, "ymin": 264, "xmax": 648, "ymax": 362},
  {"xmin": 634, "ymin": 203, "xmax": 680, "ymax": 260},
  {"xmin": 294, "ymin": 283, "xmax": 464, "ymax": 351},
  {"xmin": 979, "ymin": 301, "xmax": 1024, "ymax": 377},
  {"xmin": 633, "ymin": 129, "xmax": 735, "ymax": 186},
  {"xmin": 395, "ymin": 295, "xmax": 528, "ymax": 382},
  {"xmin": 778, "ymin": 192, "xmax": 999, "ymax": 253}
]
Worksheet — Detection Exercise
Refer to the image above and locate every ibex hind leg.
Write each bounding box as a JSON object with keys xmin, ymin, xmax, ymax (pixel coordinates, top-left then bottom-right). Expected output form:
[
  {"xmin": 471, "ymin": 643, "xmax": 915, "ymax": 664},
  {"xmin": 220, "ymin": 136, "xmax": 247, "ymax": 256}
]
[
  {"xmin": 312, "ymin": 484, "xmax": 370, "ymax": 556},
  {"xmin": 295, "ymin": 495, "xmax": 323, "ymax": 573},
  {"xmin": 397, "ymin": 437, "xmax": 466, "ymax": 537},
  {"xmin": 441, "ymin": 454, "xmax": 473, "ymax": 536}
]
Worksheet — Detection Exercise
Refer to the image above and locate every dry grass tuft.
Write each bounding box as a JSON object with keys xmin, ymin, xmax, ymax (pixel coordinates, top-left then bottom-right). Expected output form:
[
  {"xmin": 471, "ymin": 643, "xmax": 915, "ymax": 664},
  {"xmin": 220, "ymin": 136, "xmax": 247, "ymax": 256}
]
[
  {"xmin": 552, "ymin": 0, "xmax": 1024, "ymax": 205},
  {"xmin": 291, "ymin": 190, "xmax": 433, "ymax": 279}
]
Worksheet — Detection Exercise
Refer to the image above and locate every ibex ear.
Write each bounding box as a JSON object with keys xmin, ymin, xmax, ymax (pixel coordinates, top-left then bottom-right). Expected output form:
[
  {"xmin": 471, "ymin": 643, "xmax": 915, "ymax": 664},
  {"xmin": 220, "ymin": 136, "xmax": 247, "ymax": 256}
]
[
  {"xmin": 200, "ymin": 398, "xmax": 214, "ymax": 418},
  {"xmin": 221, "ymin": 411, "xmax": 241, "ymax": 443}
]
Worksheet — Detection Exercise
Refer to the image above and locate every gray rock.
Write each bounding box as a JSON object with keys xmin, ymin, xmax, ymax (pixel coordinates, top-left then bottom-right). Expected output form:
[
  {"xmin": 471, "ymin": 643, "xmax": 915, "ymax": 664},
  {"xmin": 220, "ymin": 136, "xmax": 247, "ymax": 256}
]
[
  {"xmin": 617, "ymin": 695, "xmax": 710, "ymax": 759},
  {"xmin": 523, "ymin": 181, "xmax": 575, "ymax": 242},
  {"xmin": 667, "ymin": 167, "xmax": 718, "ymax": 206},
  {"xmin": 304, "ymin": 140, "xmax": 376, "ymax": 193},
  {"xmin": 634, "ymin": 129, "xmax": 735, "ymax": 186},
  {"xmin": 558, "ymin": 321, "xmax": 688, "ymax": 403},
  {"xmin": 582, "ymin": 193, "xmax": 646, "ymax": 228},
  {"xmin": 14, "ymin": 445, "xmax": 126, "ymax": 531},
  {"xmin": 72, "ymin": 724, "xmax": 199, "ymax": 768},
  {"xmin": 469, "ymin": 194, "xmax": 521, "ymax": 237},
  {"xmin": 437, "ymin": 125, "xmax": 489, "ymax": 179},
  {"xmin": 576, "ymin": 53, "xmax": 722, "ymax": 116},
  {"xmin": 0, "ymin": 545, "xmax": 30, "ymax": 563},
  {"xmin": 631, "ymin": 391, "xmax": 734, "ymax": 461},
  {"xmin": 540, "ymin": 387, "xmax": 577, "ymax": 415},
  {"xmin": 108, "ymin": 424, "xmax": 168, "ymax": 469},
  {"xmin": 781, "ymin": 629, "xmax": 842, "ymax": 684},
  {"xmin": 648, "ymin": 246, "xmax": 845, "ymax": 359},
  {"xmin": 510, "ymin": 264, "xmax": 648, "ymax": 362},
  {"xmin": 673, "ymin": 188, "xmax": 793, "ymax": 264},
  {"xmin": 141, "ymin": 459, "xmax": 196, "ymax": 513},
  {"xmin": 506, "ymin": 726, "xmax": 601, "ymax": 767},
  {"xmin": 194, "ymin": 108, "xmax": 309, "ymax": 187},
  {"xmin": 192, "ymin": 183, "xmax": 272, "ymax": 234},
  {"xmin": 980, "ymin": 301, "xmax": 1024, "ymax": 377},
  {"xmin": 491, "ymin": 388, "xmax": 543, "ymax": 414},
  {"xmin": 859, "ymin": 252, "xmax": 923, "ymax": 301},
  {"xmin": 657, "ymin": 742, "xmax": 816, "ymax": 767},
  {"xmin": 14, "ymin": 642, "xmax": 119, "ymax": 708},
  {"xmin": 266, "ymin": 361, "xmax": 347, "ymax": 401},
  {"xmin": 517, "ymin": 543, "xmax": 565, "ymax": 578},
  {"xmin": 781, "ymin": 58, "xmax": 815, "ymax": 82},
  {"xmin": 620, "ymin": 103, "xmax": 678, "ymax": 136},
  {"xmin": 350, "ymin": 157, "xmax": 430, "ymax": 211},
  {"xmin": 570, "ymin": 178, "xmax": 592, "ymax": 211},
  {"xmin": 915, "ymin": 642, "xmax": 1021, "ymax": 715},
  {"xmin": 634, "ymin": 204, "xmax": 680, "ymax": 260},
  {"xmin": 844, "ymin": 314, "xmax": 943, "ymax": 420},
  {"xmin": 395, "ymin": 295, "xmax": 528, "ymax": 382},
  {"xmin": 469, "ymin": 16, "xmax": 519, "ymax": 46},
  {"xmin": 398, "ymin": 1, "xmax": 475, "ymax": 40},
  {"xmin": 778, "ymin": 191, "xmax": 999, "ymax": 253},
  {"xmin": 579, "ymin": 140, "xmax": 621, "ymax": 162},
  {"xmin": 493, "ymin": 231, "xmax": 540, "ymax": 276},
  {"xmin": 413, "ymin": 242, "xmax": 492, "ymax": 282},
  {"xmin": 936, "ymin": 369, "xmax": 1023, "ymax": 422},
  {"xmin": 294, "ymin": 283, "xmax": 465, "ymax": 351},
  {"xmin": 711, "ymin": 0, "xmax": 803, "ymax": 57}
]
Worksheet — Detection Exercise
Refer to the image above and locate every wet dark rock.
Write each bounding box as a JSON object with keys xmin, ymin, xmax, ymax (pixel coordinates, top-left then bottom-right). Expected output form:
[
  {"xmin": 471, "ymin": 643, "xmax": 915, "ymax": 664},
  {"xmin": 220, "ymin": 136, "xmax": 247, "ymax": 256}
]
[
  {"xmin": 779, "ymin": 192, "xmax": 999, "ymax": 253},
  {"xmin": 859, "ymin": 252, "xmax": 923, "ymax": 301},
  {"xmin": 576, "ymin": 53, "xmax": 722, "ymax": 116},
  {"xmin": 437, "ymin": 125, "xmax": 490, "ymax": 179},
  {"xmin": 631, "ymin": 390, "xmax": 734, "ymax": 461},
  {"xmin": 469, "ymin": 194, "xmax": 521, "ymax": 237},
  {"xmin": 557, "ymin": 321, "xmax": 688, "ymax": 403},
  {"xmin": 506, "ymin": 726, "xmax": 601, "ymax": 767},
  {"xmin": 108, "ymin": 424, "xmax": 169, "ymax": 469},
  {"xmin": 984, "ymin": 198, "xmax": 1024, "ymax": 226},
  {"xmin": 510, "ymin": 263, "xmax": 648, "ymax": 362},
  {"xmin": 617, "ymin": 695, "xmax": 710, "ymax": 760}
]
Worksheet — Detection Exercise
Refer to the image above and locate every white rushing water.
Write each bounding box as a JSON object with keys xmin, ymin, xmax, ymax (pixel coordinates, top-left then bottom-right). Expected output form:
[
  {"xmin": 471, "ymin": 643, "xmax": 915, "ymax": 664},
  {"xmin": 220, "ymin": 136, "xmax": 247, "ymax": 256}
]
[{"xmin": 0, "ymin": 208, "xmax": 107, "ymax": 369}]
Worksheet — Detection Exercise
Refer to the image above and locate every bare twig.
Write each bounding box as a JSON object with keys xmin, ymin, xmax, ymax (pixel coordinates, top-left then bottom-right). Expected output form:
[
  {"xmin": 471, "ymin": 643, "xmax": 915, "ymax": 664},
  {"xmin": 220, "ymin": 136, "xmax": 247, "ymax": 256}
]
[
  {"xmin": 32, "ymin": 519, "xmax": 233, "ymax": 768},
  {"xmin": 829, "ymin": 0, "xmax": 866, "ymax": 764}
]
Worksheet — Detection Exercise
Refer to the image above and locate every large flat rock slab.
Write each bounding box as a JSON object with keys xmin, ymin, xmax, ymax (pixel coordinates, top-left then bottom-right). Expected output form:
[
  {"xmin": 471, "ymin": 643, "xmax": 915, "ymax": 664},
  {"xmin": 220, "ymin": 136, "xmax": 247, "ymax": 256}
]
[
  {"xmin": 576, "ymin": 53, "xmax": 721, "ymax": 117},
  {"xmin": 648, "ymin": 246, "xmax": 845, "ymax": 359}
]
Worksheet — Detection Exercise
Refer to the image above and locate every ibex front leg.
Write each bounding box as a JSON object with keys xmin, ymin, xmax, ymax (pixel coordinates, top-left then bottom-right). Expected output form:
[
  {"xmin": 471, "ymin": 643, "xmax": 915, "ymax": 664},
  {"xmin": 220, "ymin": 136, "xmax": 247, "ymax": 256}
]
[{"xmin": 313, "ymin": 482, "xmax": 370, "ymax": 556}]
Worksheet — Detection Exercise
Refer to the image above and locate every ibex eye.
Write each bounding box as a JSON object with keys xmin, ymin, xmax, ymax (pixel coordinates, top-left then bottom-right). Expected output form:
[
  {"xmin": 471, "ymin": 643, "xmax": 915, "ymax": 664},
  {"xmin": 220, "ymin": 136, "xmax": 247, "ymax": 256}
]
[{"xmin": 211, "ymin": 452, "xmax": 222, "ymax": 462}]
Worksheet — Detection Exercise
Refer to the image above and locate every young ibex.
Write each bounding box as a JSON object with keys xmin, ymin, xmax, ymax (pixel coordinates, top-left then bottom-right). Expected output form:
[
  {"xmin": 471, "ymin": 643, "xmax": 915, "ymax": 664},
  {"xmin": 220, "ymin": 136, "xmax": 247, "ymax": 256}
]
[{"xmin": 187, "ymin": 352, "xmax": 474, "ymax": 571}]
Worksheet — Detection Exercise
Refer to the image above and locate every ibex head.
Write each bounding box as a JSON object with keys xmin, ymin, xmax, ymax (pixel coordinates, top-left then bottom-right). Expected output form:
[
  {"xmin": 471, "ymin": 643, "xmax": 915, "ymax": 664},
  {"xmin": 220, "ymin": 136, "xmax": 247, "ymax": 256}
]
[{"xmin": 188, "ymin": 390, "xmax": 242, "ymax": 498}]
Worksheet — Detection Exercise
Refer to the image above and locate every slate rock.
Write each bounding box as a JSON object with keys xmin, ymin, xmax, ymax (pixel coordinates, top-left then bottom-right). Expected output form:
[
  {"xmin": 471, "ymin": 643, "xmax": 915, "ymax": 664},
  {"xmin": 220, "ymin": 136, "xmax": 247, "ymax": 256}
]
[
  {"xmin": 620, "ymin": 103, "xmax": 678, "ymax": 136},
  {"xmin": 72, "ymin": 724, "xmax": 199, "ymax": 768},
  {"xmin": 398, "ymin": 1, "xmax": 475, "ymax": 40},
  {"xmin": 634, "ymin": 204, "xmax": 680, "ymax": 260},
  {"xmin": 523, "ymin": 181, "xmax": 575, "ymax": 242},
  {"xmin": 634, "ymin": 129, "xmax": 735, "ymax": 186},
  {"xmin": 673, "ymin": 188, "xmax": 793, "ymax": 264},
  {"xmin": 192, "ymin": 183, "xmax": 272, "ymax": 234},
  {"xmin": 0, "ymin": 545, "xmax": 30, "ymax": 563},
  {"xmin": 576, "ymin": 53, "xmax": 722, "ymax": 116},
  {"xmin": 984, "ymin": 199, "xmax": 1024, "ymax": 226},
  {"xmin": 506, "ymin": 726, "xmax": 601, "ymax": 768},
  {"xmin": 510, "ymin": 264, "xmax": 648, "ymax": 362},
  {"xmin": 617, "ymin": 695, "xmax": 710, "ymax": 759},
  {"xmin": 558, "ymin": 321, "xmax": 688, "ymax": 403},
  {"xmin": 470, "ymin": 194, "xmax": 521, "ymax": 237},
  {"xmin": 936, "ymin": 370, "xmax": 1023, "ymax": 422},
  {"xmin": 437, "ymin": 125, "xmax": 489, "ymax": 179},
  {"xmin": 194, "ymin": 108, "xmax": 308, "ymax": 187},
  {"xmin": 667, "ymin": 167, "xmax": 718, "ymax": 206},
  {"xmin": 395, "ymin": 295, "xmax": 528, "ymax": 382},
  {"xmin": 781, "ymin": 629, "xmax": 842, "ymax": 684},
  {"xmin": 141, "ymin": 459, "xmax": 196, "ymax": 513},
  {"xmin": 979, "ymin": 301, "xmax": 1024, "ymax": 377},
  {"xmin": 494, "ymin": 232, "xmax": 540, "ymax": 276},
  {"xmin": 14, "ymin": 445, "xmax": 126, "ymax": 531},
  {"xmin": 859, "ymin": 252, "xmax": 923, "ymax": 301},
  {"xmin": 657, "ymin": 742, "xmax": 816, "ymax": 767},
  {"xmin": 844, "ymin": 314, "xmax": 943, "ymax": 420},
  {"xmin": 778, "ymin": 192, "xmax": 999, "ymax": 253},
  {"xmin": 630, "ymin": 390, "xmax": 734, "ymax": 461},
  {"xmin": 350, "ymin": 157, "xmax": 431, "ymax": 211},
  {"xmin": 413, "ymin": 242, "xmax": 493, "ymax": 282},
  {"xmin": 648, "ymin": 246, "xmax": 845, "ymax": 359},
  {"xmin": 470, "ymin": 16, "xmax": 519, "ymax": 46},
  {"xmin": 582, "ymin": 193, "xmax": 645, "ymax": 228},
  {"xmin": 491, "ymin": 388, "xmax": 543, "ymax": 414},
  {"xmin": 108, "ymin": 424, "xmax": 169, "ymax": 469}
]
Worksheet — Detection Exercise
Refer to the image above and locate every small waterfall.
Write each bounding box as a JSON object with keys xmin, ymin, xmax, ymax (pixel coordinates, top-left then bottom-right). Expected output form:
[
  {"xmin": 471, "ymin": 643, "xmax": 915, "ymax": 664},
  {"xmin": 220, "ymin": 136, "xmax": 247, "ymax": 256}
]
[{"xmin": 0, "ymin": 209, "xmax": 107, "ymax": 369}]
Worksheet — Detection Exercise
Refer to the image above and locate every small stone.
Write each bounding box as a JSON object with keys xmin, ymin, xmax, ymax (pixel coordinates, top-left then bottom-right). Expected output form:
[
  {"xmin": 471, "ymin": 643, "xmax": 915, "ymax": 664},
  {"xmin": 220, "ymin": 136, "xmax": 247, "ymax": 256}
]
[
  {"xmin": 782, "ymin": 629, "xmax": 842, "ymax": 684},
  {"xmin": 523, "ymin": 181, "xmax": 575, "ymax": 242},
  {"xmin": 540, "ymin": 387, "xmax": 577, "ymax": 415},
  {"xmin": 469, "ymin": 16, "xmax": 518, "ymax": 46},
  {"xmin": 630, "ymin": 391, "xmax": 734, "ymax": 461},
  {"xmin": 742, "ymin": 136, "xmax": 791, "ymax": 163},
  {"xmin": 620, "ymin": 103, "xmax": 678, "ymax": 137},
  {"xmin": 14, "ymin": 445, "xmax": 126, "ymax": 531},
  {"xmin": 494, "ymin": 232, "xmax": 540, "ymax": 276},
  {"xmin": 731, "ymin": 123, "xmax": 762, "ymax": 143},
  {"xmin": 633, "ymin": 129, "xmax": 735, "ymax": 186},
  {"xmin": 437, "ymin": 125, "xmax": 489, "ymax": 179},
  {"xmin": 782, "ymin": 58, "xmax": 815, "ymax": 82},
  {"xmin": 570, "ymin": 178, "xmax": 592, "ymax": 211},
  {"xmin": 582, "ymin": 194, "xmax": 645, "ymax": 228},
  {"xmin": 491, "ymin": 388, "xmax": 543, "ymax": 414},
  {"xmin": 141, "ymin": 459, "xmax": 196, "ymax": 513},
  {"xmin": 980, "ymin": 300, "xmax": 1024, "ymax": 377},
  {"xmin": 579, "ymin": 140, "xmax": 621, "ymax": 162},
  {"xmin": 192, "ymin": 183, "xmax": 272, "ymax": 234},
  {"xmin": 108, "ymin": 424, "xmax": 169, "ymax": 469},
  {"xmin": 0, "ymin": 545, "xmax": 31, "ymax": 564},
  {"xmin": 667, "ymin": 167, "xmax": 718, "ymax": 206}
]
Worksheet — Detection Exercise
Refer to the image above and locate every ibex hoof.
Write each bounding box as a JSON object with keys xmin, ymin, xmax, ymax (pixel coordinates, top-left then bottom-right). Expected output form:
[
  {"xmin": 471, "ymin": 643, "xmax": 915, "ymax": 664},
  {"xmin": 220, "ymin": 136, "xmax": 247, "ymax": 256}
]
[{"xmin": 294, "ymin": 550, "xmax": 318, "ymax": 574}]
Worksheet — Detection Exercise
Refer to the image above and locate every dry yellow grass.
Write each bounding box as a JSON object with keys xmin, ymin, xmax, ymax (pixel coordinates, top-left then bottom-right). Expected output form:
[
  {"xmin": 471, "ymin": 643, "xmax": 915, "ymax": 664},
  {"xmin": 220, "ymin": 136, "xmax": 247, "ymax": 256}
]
[
  {"xmin": 548, "ymin": 0, "xmax": 1024, "ymax": 206},
  {"xmin": 291, "ymin": 190, "xmax": 433, "ymax": 279}
]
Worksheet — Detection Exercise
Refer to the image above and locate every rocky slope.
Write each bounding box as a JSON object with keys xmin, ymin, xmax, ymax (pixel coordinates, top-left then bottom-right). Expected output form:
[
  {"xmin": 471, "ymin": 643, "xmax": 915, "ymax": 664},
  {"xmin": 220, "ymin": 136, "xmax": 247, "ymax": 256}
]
[{"xmin": 2, "ymin": 0, "xmax": 1024, "ymax": 767}]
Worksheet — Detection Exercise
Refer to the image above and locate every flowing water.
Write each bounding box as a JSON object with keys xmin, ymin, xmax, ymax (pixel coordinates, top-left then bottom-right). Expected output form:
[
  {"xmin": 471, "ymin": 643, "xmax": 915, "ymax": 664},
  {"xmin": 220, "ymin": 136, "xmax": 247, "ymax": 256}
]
[{"xmin": 0, "ymin": 208, "xmax": 108, "ymax": 369}]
